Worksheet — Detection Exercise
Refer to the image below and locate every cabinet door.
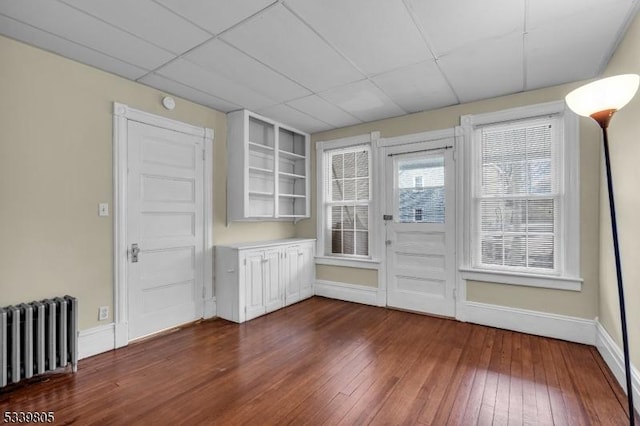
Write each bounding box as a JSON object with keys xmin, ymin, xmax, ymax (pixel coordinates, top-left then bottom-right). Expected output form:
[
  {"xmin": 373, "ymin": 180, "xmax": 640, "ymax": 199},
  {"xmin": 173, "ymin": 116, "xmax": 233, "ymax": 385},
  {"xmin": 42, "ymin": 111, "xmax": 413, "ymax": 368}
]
[
  {"xmin": 299, "ymin": 243, "xmax": 314, "ymax": 299},
  {"xmin": 284, "ymin": 246, "xmax": 301, "ymax": 305},
  {"xmin": 244, "ymin": 251, "xmax": 267, "ymax": 321},
  {"xmin": 264, "ymin": 249, "xmax": 283, "ymax": 313}
]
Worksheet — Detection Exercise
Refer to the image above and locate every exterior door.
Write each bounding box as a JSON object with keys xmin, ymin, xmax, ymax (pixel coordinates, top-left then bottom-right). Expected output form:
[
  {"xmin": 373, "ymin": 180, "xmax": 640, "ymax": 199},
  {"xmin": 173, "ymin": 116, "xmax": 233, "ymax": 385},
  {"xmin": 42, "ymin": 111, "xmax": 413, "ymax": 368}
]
[
  {"xmin": 385, "ymin": 140, "xmax": 456, "ymax": 317},
  {"xmin": 127, "ymin": 121, "xmax": 204, "ymax": 340}
]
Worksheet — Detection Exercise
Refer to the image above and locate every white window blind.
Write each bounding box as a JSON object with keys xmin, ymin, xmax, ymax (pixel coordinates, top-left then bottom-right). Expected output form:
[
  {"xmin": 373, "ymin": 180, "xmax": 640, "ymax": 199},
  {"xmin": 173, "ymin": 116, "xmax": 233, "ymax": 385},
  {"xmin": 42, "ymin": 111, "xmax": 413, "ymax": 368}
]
[
  {"xmin": 475, "ymin": 118, "xmax": 558, "ymax": 273},
  {"xmin": 324, "ymin": 145, "xmax": 370, "ymax": 257}
]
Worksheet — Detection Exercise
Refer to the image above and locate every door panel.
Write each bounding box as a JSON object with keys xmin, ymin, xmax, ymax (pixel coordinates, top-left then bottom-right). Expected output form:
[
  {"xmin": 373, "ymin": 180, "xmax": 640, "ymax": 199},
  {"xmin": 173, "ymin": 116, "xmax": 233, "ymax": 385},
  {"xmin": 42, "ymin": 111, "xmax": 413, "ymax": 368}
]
[
  {"xmin": 127, "ymin": 121, "xmax": 204, "ymax": 340},
  {"xmin": 385, "ymin": 141, "xmax": 455, "ymax": 317},
  {"xmin": 299, "ymin": 244, "xmax": 314, "ymax": 299},
  {"xmin": 284, "ymin": 246, "xmax": 300, "ymax": 304},
  {"xmin": 244, "ymin": 252, "xmax": 266, "ymax": 321},
  {"xmin": 264, "ymin": 249, "xmax": 283, "ymax": 313}
]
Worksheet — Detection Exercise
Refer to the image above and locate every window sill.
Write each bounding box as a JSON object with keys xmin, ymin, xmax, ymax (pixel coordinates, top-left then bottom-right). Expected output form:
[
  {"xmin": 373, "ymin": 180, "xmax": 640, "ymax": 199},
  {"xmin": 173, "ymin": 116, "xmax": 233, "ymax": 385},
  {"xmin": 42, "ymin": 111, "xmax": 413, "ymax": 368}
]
[
  {"xmin": 315, "ymin": 256, "xmax": 380, "ymax": 270},
  {"xmin": 459, "ymin": 268, "xmax": 583, "ymax": 291}
]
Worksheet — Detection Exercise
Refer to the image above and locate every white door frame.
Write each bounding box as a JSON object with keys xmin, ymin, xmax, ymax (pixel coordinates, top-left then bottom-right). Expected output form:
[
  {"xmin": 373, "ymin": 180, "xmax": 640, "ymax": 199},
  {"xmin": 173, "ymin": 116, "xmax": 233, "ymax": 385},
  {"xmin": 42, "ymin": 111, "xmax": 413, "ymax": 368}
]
[
  {"xmin": 112, "ymin": 102, "xmax": 214, "ymax": 348},
  {"xmin": 377, "ymin": 128, "xmax": 463, "ymax": 318}
]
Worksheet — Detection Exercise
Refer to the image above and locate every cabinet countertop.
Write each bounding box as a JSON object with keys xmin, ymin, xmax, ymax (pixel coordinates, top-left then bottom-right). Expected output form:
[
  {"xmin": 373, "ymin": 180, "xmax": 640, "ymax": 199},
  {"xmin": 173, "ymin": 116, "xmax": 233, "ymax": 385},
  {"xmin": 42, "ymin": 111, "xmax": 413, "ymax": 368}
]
[{"xmin": 215, "ymin": 238, "xmax": 316, "ymax": 250}]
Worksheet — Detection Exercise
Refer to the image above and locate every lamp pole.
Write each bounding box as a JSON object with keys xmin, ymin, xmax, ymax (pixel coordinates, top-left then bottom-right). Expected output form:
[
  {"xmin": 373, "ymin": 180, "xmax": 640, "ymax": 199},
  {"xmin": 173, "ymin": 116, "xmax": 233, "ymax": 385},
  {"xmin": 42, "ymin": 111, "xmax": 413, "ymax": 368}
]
[
  {"xmin": 566, "ymin": 74, "xmax": 639, "ymax": 426},
  {"xmin": 598, "ymin": 116, "xmax": 635, "ymax": 426}
]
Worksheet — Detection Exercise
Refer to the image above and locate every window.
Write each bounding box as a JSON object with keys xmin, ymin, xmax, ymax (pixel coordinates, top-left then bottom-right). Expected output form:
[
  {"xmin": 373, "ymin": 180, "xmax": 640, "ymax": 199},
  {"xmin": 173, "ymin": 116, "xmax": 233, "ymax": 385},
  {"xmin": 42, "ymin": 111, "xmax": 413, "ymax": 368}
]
[
  {"xmin": 324, "ymin": 145, "xmax": 371, "ymax": 257},
  {"xmin": 398, "ymin": 155, "xmax": 445, "ymax": 224},
  {"xmin": 414, "ymin": 176, "xmax": 423, "ymax": 188},
  {"xmin": 476, "ymin": 118, "xmax": 557, "ymax": 272},
  {"xmin": 461, "ymin": 101, "xmax": 581, "ymax": 290}
]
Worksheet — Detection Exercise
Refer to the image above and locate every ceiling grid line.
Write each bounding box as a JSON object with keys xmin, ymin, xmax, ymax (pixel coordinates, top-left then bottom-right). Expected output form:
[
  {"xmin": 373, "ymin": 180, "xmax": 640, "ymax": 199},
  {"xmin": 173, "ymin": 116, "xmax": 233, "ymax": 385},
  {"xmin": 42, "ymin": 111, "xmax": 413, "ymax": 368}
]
[
  {"xmin": 56, "ymin": 0, "xmax": 177, "ymax": 56},
  {"xmin": 1, "ymin": 0, "xmax": 636, "ymax": 133},
  {"xmin": 280, "ymin": 1, "xmax": 409, "ymax": 116},
  {"xmin": 400, "ymin": 0, "xmax": 461, "ymax": 105},
  {"xmin": 523, "ymin": 0, "xmax": 530, "ymax": 91},
  {"xmin": 137, "ymin": 1, "xmax": 284, "ymax": 83},
  {"xmin": 148, "ymin": 0, "xmax": 215, "ymax": 36},
  {"xmin": 0, "ymin": 11, "xmax": 150, "ymax": 77}
]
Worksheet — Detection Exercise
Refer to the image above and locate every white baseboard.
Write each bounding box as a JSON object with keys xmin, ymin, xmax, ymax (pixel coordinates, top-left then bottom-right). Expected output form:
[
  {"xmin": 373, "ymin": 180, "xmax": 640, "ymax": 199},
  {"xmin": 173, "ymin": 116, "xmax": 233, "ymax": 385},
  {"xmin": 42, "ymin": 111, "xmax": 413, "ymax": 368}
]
[
  {"xmin": 314, "ymin": 280, "xmax": 379, "ymax": 306},
  {"xmin": 204, "ymin": 297, "xmax": 217, "ymax": 319},
  {"xmin": 596, "ymin": 322, "xmax": 640, "ymax": 414},
  {"xmin": 461, "ymin": 301, "xmax": 596, "ymax": 345},
  {"xmin": 78, "ymin": 323, "xmax": 115, "ymax": 360}
]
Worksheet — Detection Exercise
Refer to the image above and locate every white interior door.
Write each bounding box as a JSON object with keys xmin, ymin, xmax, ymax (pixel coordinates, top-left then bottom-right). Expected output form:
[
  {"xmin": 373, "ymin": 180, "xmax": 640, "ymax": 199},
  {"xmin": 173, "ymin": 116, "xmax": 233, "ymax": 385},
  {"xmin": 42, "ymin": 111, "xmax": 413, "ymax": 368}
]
[
  {"xmin": 127, "ymin": 121, "xmax": 204, "ymax": 341},
  {"xmin": 385, "ymin": 140, "xmax": 456, "ymax": 317}
]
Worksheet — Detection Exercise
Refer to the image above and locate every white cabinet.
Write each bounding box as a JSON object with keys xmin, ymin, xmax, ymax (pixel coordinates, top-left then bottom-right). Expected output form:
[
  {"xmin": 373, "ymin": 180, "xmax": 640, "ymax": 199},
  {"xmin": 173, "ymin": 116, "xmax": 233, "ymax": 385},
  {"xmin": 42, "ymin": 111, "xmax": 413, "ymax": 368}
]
[
  {"xmin": 283, "ymin": 243, "xmax": 314, "ymax": 305},
  {"xmin": 215, "ymin": 239, "xmax": 315, "ymax": 323},
  {"xmin": 227, "ymin": 110, "xmax": 310, "ymax": 222}
]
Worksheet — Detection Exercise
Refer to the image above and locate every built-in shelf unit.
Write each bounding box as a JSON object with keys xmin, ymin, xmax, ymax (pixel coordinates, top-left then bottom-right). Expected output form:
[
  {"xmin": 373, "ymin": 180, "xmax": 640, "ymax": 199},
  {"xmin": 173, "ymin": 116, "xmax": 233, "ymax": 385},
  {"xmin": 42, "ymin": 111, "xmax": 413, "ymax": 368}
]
[{"xmin": 227, "ymin": 110, "xmax": 310, "ymax": 221}]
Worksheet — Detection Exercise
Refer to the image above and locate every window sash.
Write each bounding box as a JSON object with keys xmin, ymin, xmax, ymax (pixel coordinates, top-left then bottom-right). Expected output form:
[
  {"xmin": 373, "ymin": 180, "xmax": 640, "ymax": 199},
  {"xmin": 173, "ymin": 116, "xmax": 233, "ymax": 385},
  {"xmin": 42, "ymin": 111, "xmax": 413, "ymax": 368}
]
[
  {"xmin": 323, "ymin": 145, "xmax": 371, "ymax": 258},
  {"xmin": 472, "ymin": 117, "xmax": 560, "ymax": 274}
]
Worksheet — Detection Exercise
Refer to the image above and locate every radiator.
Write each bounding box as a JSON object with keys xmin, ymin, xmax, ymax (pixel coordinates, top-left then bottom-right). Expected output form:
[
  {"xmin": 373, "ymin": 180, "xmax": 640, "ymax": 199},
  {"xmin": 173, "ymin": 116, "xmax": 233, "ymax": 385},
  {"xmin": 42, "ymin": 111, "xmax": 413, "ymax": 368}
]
[{"xmin": 0, "ymin": 296, "xmax": 78, "ymax": 388}]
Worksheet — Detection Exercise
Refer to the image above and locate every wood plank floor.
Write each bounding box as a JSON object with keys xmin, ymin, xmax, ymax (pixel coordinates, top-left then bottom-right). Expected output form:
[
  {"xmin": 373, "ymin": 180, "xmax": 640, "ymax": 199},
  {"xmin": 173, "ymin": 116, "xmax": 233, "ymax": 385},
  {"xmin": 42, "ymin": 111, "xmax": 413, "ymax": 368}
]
[{"xmin": 1, "ymin": 297, "xmax": 637, "ymax": 425}]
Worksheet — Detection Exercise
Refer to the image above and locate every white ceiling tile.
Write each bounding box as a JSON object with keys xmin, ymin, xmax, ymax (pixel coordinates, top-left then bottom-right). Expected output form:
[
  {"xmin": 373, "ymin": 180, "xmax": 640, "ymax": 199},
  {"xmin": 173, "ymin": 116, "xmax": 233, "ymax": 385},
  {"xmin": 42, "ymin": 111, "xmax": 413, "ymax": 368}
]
[
  {"xmin": 59, "ymin": 0, "xmax": 212, "ymax": 55},
  {"xmin": 405, "ymin": 0, "xmax": 524, "ymax": 55},
  {"xmin": 154, "ymin": 0, "xmax": 275, "ymax": 35},
  {"xmin": 184, "ymin": 39, "xmax": 310, "ymax": 103},
  {"xmin": 155, "ymin": 59, "xmax": 277, "ymax": 111},
  {"xmin": 526, "ymin": 2, "xmax": 632, "ymax": 90},
  {"xmin": 319, "ymin": 80, "xmax": 406, "ymax": 123},
  {"xmin": 257, "ymin": 104, "xmax": 332, "ymax": 133},
  {"xmin": 221, "ymin": 4, "xmax": 364, "ymax": 92},
  {"xmin": 0, "ymin": 0, "xmax": 174, "ymax": 70},
  {"xmin": 371, "ymin": 60, "xmax": 458, "ymax": 113},
  {"xmin": 284, "ymin": 0, "xmax": 432, "ymax": 76},
  {"xmin": 286, "ymin": 95, "xmax": 362, "ymax": 128},
  {"xmin": 527, "ymin": 0, "xmax": 629, "ymax": 30},
  {"xmin": 139, "ymin": 74, "xmax": 241, "ymax": 112},
  {"xmin": 438, "ymin": 34, "xmax": 523, "ymax": 103},
  {"xmin": 0, "ymin": 14, "xmax": 148, "ymax": 80}
]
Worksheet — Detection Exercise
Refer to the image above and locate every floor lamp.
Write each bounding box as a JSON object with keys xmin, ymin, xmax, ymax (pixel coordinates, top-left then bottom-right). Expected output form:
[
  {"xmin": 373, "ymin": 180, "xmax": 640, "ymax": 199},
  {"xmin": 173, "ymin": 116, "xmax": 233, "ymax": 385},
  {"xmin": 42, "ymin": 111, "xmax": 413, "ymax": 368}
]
[{"xmin": 566, "ymin": 74, "xmax": 639, "ymax": 426}]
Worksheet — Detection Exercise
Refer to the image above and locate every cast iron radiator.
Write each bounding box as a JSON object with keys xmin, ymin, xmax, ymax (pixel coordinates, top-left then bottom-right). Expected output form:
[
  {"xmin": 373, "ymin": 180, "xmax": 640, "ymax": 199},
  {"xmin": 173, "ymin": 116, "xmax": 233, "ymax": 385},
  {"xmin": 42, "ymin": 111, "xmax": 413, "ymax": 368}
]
[{"xmin": 0, "ymin": 296, "xmax": 78, "ymax": 388}]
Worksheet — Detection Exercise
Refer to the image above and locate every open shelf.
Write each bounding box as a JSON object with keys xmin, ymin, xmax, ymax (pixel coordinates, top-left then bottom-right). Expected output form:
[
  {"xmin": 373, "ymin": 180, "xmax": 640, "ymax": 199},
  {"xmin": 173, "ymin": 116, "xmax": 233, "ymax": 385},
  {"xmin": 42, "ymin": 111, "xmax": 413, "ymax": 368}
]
[
  {"xmin": 228, "ymin": 110, "xmax": 309, "ymax": 221},
  {"xmin": 249, "ymin": 166, "xmax": 274, "ymax": 175},
  {"xmin": 279, "ymin": 171, "xmax": 306, "ymax": 179},
  {"xmin": 249, "ymin": 141, "xmax": 275, "ymax": 152},
  {"xmin": 279, "ymin": 149, "xmax": 305, "ymax": 160},
  {"xmin": 279, "ymin": 193, "xmax": 305, "ymax": 198}
]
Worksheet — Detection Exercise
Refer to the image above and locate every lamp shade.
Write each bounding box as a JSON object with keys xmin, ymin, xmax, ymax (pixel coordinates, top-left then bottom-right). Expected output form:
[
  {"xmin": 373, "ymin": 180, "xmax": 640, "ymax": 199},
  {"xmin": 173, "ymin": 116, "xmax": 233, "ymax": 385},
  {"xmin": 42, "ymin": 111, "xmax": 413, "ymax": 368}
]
[{"xmin": 565, "ymin": 74, "xmax": 639, "ymax": 117}]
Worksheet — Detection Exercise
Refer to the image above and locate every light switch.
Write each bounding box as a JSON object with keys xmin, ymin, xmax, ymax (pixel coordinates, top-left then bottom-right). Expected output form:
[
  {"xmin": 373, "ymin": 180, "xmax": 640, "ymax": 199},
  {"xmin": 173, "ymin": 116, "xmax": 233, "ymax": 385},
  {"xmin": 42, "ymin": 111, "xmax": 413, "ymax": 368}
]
[{"xmin": 99, "ymin": 203, "xmax": 109, "ymax": 217}]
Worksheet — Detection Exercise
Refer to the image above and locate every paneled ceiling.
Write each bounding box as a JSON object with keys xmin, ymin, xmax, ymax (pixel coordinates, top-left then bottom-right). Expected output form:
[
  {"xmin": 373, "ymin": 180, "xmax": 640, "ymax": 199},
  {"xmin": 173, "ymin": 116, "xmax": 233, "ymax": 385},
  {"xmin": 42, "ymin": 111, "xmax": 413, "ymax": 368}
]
[{"xmin": 1, "ymin": 0, "xmax": 638, "ymax": 133}]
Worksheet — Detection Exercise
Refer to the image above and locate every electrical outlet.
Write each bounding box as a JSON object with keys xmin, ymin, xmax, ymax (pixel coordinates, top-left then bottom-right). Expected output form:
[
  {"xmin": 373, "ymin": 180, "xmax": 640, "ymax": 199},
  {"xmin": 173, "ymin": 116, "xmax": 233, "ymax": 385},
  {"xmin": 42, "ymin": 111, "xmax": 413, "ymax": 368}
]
[{"xmin": 98, "ymin": 306, "xmax": 109, "ymax": 321}]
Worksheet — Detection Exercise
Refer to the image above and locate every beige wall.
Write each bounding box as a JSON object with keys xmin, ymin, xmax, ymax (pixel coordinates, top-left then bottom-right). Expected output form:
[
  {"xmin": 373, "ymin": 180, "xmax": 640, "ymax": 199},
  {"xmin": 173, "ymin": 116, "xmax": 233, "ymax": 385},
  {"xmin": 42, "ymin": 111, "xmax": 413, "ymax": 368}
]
[
  {"xmin": 297, "ymin": 76, "xmax": 602, "ymax": 320},
  {"xmin": 598, "ymin": 14, "xmax": 640, "ymax": 369},
  {"xmin": 0, "ymin": 36, "xmax": 294, "ymax": 330}
]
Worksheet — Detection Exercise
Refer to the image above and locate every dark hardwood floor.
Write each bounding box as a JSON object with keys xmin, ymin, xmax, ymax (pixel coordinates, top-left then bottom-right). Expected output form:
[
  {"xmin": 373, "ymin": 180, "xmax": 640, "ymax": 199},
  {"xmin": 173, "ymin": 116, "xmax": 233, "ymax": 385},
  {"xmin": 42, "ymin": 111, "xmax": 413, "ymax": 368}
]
[{"xmin": 1, "ymin": 297, "xmax": 637, "ymax": 425}]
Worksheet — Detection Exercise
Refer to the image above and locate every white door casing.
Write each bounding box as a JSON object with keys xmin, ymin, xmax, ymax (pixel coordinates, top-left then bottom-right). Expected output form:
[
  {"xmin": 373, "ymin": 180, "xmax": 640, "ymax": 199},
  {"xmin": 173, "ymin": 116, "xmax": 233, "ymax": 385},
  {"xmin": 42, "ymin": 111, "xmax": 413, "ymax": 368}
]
[
  {"xmin": 113, "ymin": 103, "xmax": 213, "ymax": 347},
  {"xmin": 384, "ymin": 139, "xmax": 456, "ymax": 317}
]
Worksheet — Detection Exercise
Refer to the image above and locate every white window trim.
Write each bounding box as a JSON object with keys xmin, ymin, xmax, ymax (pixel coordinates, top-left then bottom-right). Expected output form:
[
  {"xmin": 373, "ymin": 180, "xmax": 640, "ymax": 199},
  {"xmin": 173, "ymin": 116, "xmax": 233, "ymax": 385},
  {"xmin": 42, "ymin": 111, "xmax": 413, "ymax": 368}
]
[
  {"xmin": 458, "ymin": 100, "xmax": 582, "ymax": 291},
  {"xmin": 316, "ymin": 132, "xmax": 381, "ymax": 268}
]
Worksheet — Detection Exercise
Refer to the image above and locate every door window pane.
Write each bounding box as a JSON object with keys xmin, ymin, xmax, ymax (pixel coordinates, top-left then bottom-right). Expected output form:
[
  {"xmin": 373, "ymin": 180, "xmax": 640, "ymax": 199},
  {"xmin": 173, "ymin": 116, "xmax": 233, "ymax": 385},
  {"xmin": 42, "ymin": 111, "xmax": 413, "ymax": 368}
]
[{"xmin": 397, "ymin": 155, "xmax": 445, "ymax": 223}]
